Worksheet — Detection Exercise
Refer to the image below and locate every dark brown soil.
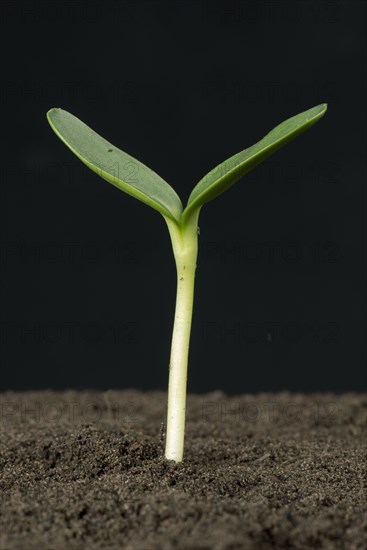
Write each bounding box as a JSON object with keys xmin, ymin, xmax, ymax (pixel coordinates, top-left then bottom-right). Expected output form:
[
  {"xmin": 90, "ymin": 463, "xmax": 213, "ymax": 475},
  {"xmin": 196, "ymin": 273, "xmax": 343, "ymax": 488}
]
[{"xmin": 0, "ymin": 390, "xmax": 366, "ymax": 549}]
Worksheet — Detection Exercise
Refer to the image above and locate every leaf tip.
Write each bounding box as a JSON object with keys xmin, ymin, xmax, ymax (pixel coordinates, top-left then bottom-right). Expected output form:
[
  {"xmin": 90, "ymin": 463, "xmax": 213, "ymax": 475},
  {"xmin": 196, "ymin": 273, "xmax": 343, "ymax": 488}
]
[
  {"xmin": 46, "ymin": 107, "xmax": 64, "ymax": 122},
  {"xmin": 317, "ymin": 103, "xmax": 328, "ymax": 115}
]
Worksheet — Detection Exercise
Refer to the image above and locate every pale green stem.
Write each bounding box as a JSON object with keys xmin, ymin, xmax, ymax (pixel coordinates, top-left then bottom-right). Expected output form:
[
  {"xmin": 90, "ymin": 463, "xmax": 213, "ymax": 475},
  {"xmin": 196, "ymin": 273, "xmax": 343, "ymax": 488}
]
[{"xmin": 164, "ymin": 211, "xmax": 199, "ymax": 462}]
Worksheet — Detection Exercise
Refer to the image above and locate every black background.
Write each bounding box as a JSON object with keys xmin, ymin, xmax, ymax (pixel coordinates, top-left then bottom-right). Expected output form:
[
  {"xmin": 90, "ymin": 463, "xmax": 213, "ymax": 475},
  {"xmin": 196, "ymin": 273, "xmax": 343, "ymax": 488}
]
[{"xmin": 0, "ymin": 0, "xmax": 366, "ymax": 393}]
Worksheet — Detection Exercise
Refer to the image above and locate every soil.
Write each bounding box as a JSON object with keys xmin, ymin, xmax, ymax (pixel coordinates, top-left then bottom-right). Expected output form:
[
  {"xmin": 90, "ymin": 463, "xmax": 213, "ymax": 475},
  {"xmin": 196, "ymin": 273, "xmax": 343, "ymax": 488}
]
[{"xmin": 0, "ymin": 390, "xmax": 366, "ymax": 549}]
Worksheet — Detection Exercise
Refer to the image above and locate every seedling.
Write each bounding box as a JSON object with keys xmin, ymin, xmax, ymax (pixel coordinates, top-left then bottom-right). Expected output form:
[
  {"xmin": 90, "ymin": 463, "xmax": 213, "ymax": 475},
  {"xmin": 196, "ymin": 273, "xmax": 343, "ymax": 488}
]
[{"xmin": 47, "ymin": 103, "xmax": 327, "ymax": 462}]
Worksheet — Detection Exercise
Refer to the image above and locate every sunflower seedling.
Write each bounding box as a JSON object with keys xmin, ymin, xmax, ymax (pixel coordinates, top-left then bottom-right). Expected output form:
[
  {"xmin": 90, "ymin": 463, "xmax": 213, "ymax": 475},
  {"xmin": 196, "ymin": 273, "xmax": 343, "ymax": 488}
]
[{"xmin": 47, "ymin": 103, "xmax": 327, "ymax": 462}]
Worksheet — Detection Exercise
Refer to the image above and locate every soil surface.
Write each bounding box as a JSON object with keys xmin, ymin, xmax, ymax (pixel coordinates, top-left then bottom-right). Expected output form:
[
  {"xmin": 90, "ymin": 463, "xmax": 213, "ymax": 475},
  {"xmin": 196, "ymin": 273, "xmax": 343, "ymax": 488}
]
[{"xmin": 0, "ymin": 390, "xmax": 366, "ymax": 549}]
